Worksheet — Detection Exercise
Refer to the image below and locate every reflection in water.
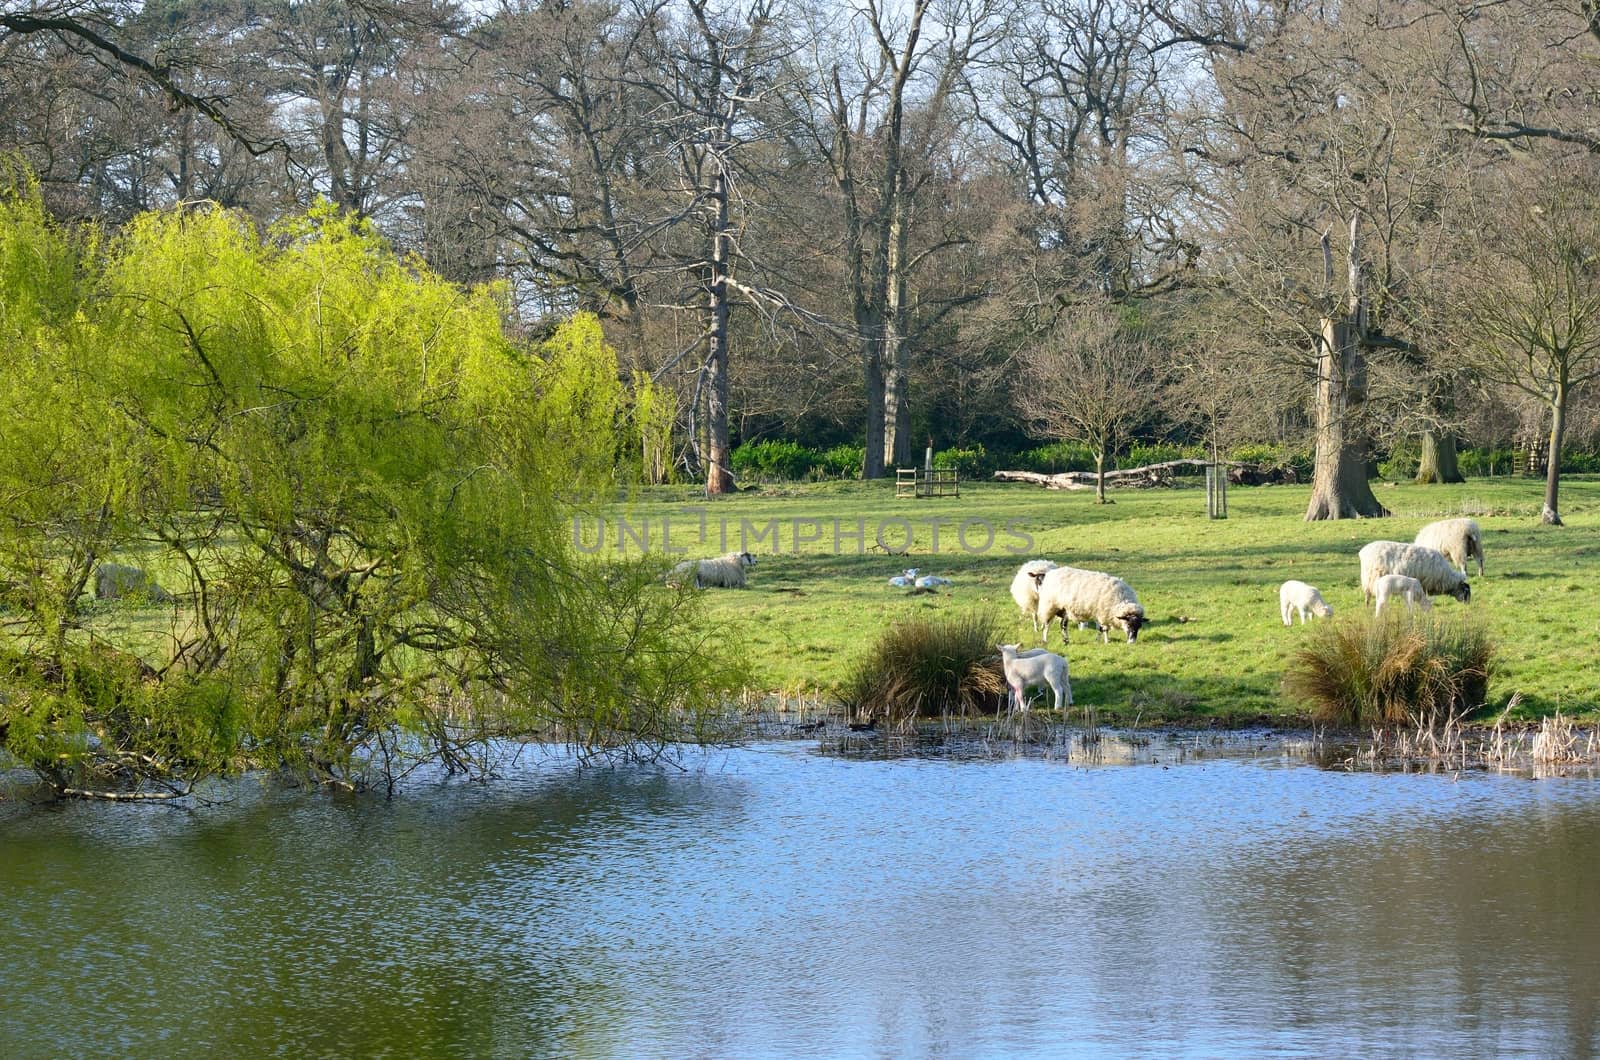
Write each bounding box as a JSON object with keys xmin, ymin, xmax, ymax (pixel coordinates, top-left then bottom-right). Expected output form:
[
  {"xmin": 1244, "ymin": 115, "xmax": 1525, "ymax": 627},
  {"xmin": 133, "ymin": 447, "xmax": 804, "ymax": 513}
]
[{"xmin": 2, "ymin": 742, "xmax": 1598, "ymax": 1057}]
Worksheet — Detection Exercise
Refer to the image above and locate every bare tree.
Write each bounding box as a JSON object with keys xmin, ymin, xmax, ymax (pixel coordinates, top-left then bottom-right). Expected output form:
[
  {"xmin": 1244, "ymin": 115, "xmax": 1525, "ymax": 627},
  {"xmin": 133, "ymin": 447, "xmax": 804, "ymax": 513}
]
[
  {"xmin": 1014, "ymin": 304, "xmax": 1164, "ymax": 502},
  {"xmin": 1450, "ymin": 157, "xmax": 1600, "ymax": 525}
]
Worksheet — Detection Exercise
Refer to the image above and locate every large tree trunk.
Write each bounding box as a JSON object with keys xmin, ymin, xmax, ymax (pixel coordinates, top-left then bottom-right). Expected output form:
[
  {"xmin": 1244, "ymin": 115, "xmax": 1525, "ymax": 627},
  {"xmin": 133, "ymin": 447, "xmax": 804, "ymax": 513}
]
[
  {"xmin": 1093, "ymin": 451, "xmax": 1109, "ymax": 504},
  {"xmin": 1306, "ymin": 220, "xmax": 1389, "ymax": 521},
  {"xmin": 703, "ymin": 167, "xmax": 735, "ymax": 495},
  {"xmin": 862, "ymin": 342, "xmax": 887, "ymax": 479},
  {"xmin": 1543, "ymin": 381, "xmax": 1567, "ymax": 525},
  {"xmin": 883, "ymin": 189, "xmax": 913, "ymax": 469},
  {"xmin": 1415, "ymin": 430, "xmax": 1464, "ymax": 484}
]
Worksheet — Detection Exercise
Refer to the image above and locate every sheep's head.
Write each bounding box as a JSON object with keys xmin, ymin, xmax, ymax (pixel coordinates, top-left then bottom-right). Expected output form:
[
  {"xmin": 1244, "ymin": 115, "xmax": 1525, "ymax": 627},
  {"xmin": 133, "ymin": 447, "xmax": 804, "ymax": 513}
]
[
  {"xmin": 1118, "ymin": 606, "xmax": 1146, "ymax": 642},
  {"xmin": 1314, "ymin": 600, "xmax": 1334, "ymax": 618},
  {"xmin": 738, "ymin": 551, "xmax": 757, "ymax": 567},
  {"xmin": 1452, "ymin": 581, "xmax": 1470, "ymax": 603}
]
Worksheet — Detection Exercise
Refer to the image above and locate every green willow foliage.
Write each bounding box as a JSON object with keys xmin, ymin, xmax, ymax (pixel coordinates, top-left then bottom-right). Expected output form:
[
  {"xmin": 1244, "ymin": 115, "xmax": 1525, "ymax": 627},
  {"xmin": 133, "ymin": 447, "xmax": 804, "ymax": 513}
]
[{"xmin": 0, "ymin": 190, "xmax": 742, "ymax": 796}]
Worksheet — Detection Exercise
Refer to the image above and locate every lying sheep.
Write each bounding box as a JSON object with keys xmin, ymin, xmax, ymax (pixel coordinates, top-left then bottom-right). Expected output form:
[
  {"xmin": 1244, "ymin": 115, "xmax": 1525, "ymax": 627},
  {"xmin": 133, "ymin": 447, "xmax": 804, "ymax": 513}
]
[
  {"xmin": 94, "ymin": 562, "xmax": 172, "ymax": 603},
  {"xmin": 1414, "ymin": 518, "xmax": 1484, "ymax": 576},
  {"xmin": 999, "ymin": 644, "xmax": 1071, "ymax": 712},
  {"xmin": 669, "ymin": 550, "xmax": 757, "ymax": 589},
  {"xmin": 1010, "ymin": 559, "xmax": 1058, "ymax": 632},
  {"xmin": 1358, "ymin": 541, "xmax": 1470, "ymax": 605},
  {"xmin": 1279, "ymin": 580, "xmax": 1333, "ymax": 625},
  {"xmin": 1372, "ymin": 574, "xmax": 1433, "ymax": 615},
  {"xmin": 1035, "ymin": 565, "xmax": 1145, "ymax": 644}
]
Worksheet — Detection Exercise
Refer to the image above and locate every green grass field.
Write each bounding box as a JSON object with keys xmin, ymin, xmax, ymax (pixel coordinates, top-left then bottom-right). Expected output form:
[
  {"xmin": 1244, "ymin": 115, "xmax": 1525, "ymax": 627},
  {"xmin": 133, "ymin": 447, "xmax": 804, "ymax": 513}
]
[{"xmin": 596, "ymin": 475, "xmax": 1600, "ymax": 725}]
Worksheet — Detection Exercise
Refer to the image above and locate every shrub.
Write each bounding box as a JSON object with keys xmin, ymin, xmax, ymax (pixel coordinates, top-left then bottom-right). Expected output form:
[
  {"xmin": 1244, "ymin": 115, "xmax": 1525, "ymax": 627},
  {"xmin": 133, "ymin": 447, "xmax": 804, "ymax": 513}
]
[
  {"xmin": 1124, "ymin": 442, "xmax": 1204, "ymax": 473},
  {"xmin": 838, "ymin": 613, "xmax": 1007, "ymax": 728},
  {"xmin": 1230, "ymin": 442, "xmax": 1313, "ymax": 478},
  {"xmin": 1458, "ymin": 447, "xmax": 1515, "ymax": 477},
  {"xmin": 1559, "ymin": 448, "xmax": 1600, "ymax": 474},
  {"xmin": 815, "ymin": 443, "xmax": 865, "ymax": 480},
  {"xmin": 730, "ymin": 439, "xmax": 818, "ymax": 481},
  {"xmin": 933, "ymin": 443, "xmax": 991, "ymax": 478},
  {"xmin": 1377, "ymin": 441, "xmax": 1418, "ymax": 481},
  {"xmin": 1282, "ymin": 612, "xmax": 1493, "ymax": 728},
  {"xmin": 1014, "ymin": 442, "xmax": 1097, "ymax": 474}
]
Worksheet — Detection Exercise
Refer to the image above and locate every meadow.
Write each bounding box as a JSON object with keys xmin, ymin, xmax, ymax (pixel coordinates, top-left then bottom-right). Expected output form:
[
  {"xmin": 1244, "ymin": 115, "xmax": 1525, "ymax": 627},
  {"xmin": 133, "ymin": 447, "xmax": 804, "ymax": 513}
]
[{"xmin": 593, "ymin": 475, "xmax": 1600, "ymax": 725}]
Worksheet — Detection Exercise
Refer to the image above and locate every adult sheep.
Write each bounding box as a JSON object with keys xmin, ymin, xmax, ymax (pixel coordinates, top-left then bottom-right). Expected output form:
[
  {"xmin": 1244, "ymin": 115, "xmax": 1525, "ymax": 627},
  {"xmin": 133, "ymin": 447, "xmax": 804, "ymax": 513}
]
[
  {"xmin": 1035, "ymin": 565, "xmax": 1145, "ymax": 644},
  {"xmin": 670, "ymin": 550, "xmax": 757, "ymax": 589},
  {"xmin": 94, "ymin": 562, "xmax": 172, "ymax": 603},
  {"xmin": 1009, "ymin": 559, "xmax": 1058, "ymax": 631},
  {"xmin": 1414, "ymin": 518, "xmax": 1484, "ymax": 576},
  {"xmin": 1358, "ymin": 541, "xmax": 1470, "ymax": 605}
]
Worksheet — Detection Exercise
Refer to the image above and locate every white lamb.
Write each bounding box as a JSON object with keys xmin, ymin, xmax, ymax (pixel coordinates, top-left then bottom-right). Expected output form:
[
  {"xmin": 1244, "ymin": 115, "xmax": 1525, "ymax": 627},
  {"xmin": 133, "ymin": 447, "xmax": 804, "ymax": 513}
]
[
  {"xmin": 1010, "ymin": 559, "xmax": 1058, "ymax": 631},
  {"xmin": 1035, "ymin": 565, "xmax": 1146, "ymax": 644},
  {"xmin": 1414, "ymin": 518, "xmax": 1484, "ymax": 576},
  {"xmin": 669, "ymin": 550, "xmax": 757, "ymax": 589},
  {"xmin": 1279, "ymin": 580, "xmax": 1333, "ymax": 625},
  {"xmin": 1358, "ymin": 541, "xmax": 1471, "ymax": 605},
  {"xmin": 999, "ymin": 643, "xmax": 1071, "ymax": 712},
  {"xmin": 915, "ymin": 574, "xmax": 952, "ymax": 588},
  {"xmin": 1372, "ymin": 574, "xmax": 1433, "ymax": 615}
]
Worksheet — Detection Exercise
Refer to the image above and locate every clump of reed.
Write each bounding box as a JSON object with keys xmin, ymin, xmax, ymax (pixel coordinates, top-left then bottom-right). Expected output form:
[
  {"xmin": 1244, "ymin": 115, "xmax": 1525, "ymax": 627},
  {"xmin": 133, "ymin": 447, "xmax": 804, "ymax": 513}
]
[
  {"xmin": 838, "ymin": 613, "xmax": 1007, "ymax": 729},
  {"xmin": 1283, "ymin": 610, "xmax": 1492, "ymax": 728}
]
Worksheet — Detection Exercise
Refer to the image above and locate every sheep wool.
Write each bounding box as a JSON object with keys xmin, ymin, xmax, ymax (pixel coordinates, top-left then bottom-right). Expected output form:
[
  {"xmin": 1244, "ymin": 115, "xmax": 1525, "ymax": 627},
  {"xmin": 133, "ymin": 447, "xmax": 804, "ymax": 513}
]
[
  {"xmin": 1414, "ymin": 518, "xmax": 1485, "ymax": 576},
  {"xmin": 1034, "ymin": 565, "xmax": 1146, "ymax": 644},
  {"xmin": 671, "ymin": 551, "xmax": 757, "ymax": 589},
  {"xmin": 1010, "ymin": 559, "xmax": 1059, "ymax": 631},
  {"xmin": 1358, "ymin": 541, "xmax": 1470, "ymax": 604},
  {"xmin": 1278, "ymin": 580, "xmax": 1333, "ymax": 625}
]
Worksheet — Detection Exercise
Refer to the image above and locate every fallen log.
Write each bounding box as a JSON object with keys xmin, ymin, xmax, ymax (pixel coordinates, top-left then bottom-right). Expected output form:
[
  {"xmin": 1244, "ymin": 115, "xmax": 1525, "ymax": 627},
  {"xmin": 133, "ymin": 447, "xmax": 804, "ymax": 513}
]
[{"xmin": 993, "ymin": 458, "xmax": 1218, "ymax": 490}]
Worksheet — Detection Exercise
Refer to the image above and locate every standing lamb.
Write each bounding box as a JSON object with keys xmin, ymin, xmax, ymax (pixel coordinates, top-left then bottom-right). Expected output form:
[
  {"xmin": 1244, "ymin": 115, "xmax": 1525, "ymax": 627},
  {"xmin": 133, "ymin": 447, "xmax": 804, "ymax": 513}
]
[
  {"xmin": 998, "ymin": 644, "xmax": 1072, "ymax": 712},
  {"xmin": 669, "ymin": 551, "xmax": 757, "ymax": 589},
  {"xmin": 1372, "ymin": 574, "xmax": 1433, "ymax": 615},
  {"xmin": 1358, "ymin": 541, "xmax": 1471, "ymax": 605},
  {"xmin": 1009, "ymin": 559, "xmax": 1058, "ymax": 630},
  {"xmin": 1279, "ymin": 580, "xmax": 1333, "ymax": 625},
  {"xmin": 1414, "ymin": 518, "xmax": 1485, "ymax": 576},
  {"xmin": 1034, "ymin": 565, "xmax": 1145, "ymax": 644}
]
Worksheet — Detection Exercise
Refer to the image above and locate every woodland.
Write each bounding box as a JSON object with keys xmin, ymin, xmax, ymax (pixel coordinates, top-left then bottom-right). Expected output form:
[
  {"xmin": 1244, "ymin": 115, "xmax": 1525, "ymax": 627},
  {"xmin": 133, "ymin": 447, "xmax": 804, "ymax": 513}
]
[{"xmin": 4, "ymin": 0, "xmax": 1600, "ymax": 521}]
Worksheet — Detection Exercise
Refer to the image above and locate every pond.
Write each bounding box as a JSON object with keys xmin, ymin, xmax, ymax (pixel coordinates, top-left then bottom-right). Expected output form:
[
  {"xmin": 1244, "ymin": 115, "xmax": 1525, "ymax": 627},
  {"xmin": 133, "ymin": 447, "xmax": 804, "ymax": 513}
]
[{"xmin": 3, "ymin": 735, "xmax": 1599, "ymax": 1057}]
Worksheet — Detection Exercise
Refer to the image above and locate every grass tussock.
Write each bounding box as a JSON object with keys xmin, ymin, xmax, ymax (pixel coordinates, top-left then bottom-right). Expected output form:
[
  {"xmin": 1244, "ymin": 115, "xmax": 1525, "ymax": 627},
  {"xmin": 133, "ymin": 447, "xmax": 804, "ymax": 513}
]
[
  {"xmin": 1283, "ymin": 611, "xmax": 1493, "ymax": 728},
  {"xmin": 839, "ymin": 613, "xmax": 1007, "ymax": 729}
]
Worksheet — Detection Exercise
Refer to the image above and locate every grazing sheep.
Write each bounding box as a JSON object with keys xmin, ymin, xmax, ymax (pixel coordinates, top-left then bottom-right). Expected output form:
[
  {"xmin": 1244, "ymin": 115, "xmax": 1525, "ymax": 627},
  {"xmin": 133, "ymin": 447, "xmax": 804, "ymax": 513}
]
[
  {"xmin": 1010, "ymin": 559, "xmax": 1058, "ymax": 631},
  {"xmin": 1279, "ymin": 580, "xmax": 1334, "ymax": 625},
  {"xmin": 1414, "ymin": 518, "xmax": 1485, "ymax": 576},
  {"xmin": 670, "ymin": 550, "xmax": 757, "ymax": 589},
  {"xmin": 94, "ymin": 562, "xmax": 172, "ymax": 603},
  {"xmin": 1035, "ymin": 565, "xmax": 1145, "ymax": 644},
  {"xmin": 1372, "ymin": 574, "xmax": 1433, "ymax": 615},
  {"xmin": 1358, "ymin": 541, "xmax": 1471, "ymax": 605},
  {"xmin": 999, "ymin": 643, "xmax": 1071, "ymax": 712}
]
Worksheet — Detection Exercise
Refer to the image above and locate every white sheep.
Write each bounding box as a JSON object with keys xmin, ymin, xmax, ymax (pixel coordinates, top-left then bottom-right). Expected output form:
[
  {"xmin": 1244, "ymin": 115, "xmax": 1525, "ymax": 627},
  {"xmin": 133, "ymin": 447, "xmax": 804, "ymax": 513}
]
[
  {"xmin": 1035, "ymin": 565, "xmax": 1146, "ymax": 644},
  {"xmin": 1010, "ymin": 559, "xmax": 1058, "ymax": 631},
  {"xmin": 669, "ymin": 550, "xmax": 757, "ymax": 589},
  {"xmin": 1372, "ymin": 574, "xmax": 1433, "ymax": 615},
  {"xmin": 93, "ymin": 562, "xmax": 172, "ymax": 603},
  {"xmin": 1358, "ymin": 541, "xmax": 1471, "ymax": 605},
  {"xmin": 999, "ymin": 643, "xmax": 1071, "ymax": 712},
  {"xmin": 888, "ymin": 568, "xmax": 918, "ymax": 587},
  {"xmin": 1279, "ymin": 580, "xmax": 1333, "ymax": 625},
  {"xmin": 915, "ymin": 574, "xmax": 952, "ymax": 588},
  {"xmin": 1414, "ymin": 518, "xmax": 1485, "ymax": 576}
]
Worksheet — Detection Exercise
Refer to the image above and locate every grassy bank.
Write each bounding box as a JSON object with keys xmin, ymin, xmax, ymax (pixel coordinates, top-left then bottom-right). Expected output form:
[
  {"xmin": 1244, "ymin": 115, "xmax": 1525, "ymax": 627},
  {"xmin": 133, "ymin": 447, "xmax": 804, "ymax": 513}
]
[{"xmin": 592, "ymin": 476, "xmax": 1600, "ymax": 725}]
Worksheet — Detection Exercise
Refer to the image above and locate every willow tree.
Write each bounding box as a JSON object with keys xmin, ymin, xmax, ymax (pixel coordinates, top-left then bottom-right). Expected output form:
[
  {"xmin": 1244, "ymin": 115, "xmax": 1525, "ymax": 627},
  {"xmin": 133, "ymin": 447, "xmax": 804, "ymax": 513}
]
[{"xmin": 0, "ymin": 191, "xmax": 740, "ymax": 798}]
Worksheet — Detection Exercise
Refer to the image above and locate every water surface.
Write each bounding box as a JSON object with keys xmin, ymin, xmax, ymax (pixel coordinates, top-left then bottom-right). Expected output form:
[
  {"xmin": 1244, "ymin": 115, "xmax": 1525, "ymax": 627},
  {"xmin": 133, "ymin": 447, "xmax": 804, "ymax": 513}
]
[{"xmin": 2, "ymin": 739, "xmax": 1598, "ymax": 1057}]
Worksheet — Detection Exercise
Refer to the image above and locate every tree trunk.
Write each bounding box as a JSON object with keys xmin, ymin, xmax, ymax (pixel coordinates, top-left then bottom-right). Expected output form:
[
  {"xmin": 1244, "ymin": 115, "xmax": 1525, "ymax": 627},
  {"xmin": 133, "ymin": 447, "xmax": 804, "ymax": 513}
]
[
  {"xmin": 703, "ymin": 166, "xmax": 735, "ymax": 495},
  {"xmin": 1093, "ymin": 451, "xmax": 1108, "ymax": 504},
  {"xmin": 1305, "ymin": 315, "xmax": 1389, "ymax": 519},
  {"xmin": 1415, "ymin": 430, "xmax": 1464, "ymax": 484},
  {"xmin": 1306, "ymin": 220, "xmax": 1389, "ymax": 521},
  {"xmin": 1543, "ymin": 382, "xmax": 1567, "ymax": 525},
  {"xmin": 883, "ymin": 189, "xmax": 912, "ymax": 469},
  {"xmin": 863, "ymin": 343, "xmax": 887, "ymax": 478}
]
